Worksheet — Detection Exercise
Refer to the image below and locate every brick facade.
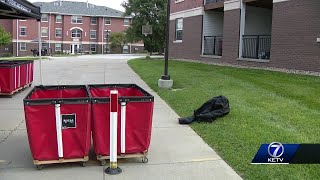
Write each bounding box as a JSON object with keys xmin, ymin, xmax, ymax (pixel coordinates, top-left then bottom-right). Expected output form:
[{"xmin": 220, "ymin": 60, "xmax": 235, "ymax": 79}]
[
  {"xmin": 169, "ymin": 16, "xmax": 203, "ymax": 59},
  {"xmin": 171, "ymin": 0, "xmax": 203, "ymax": 13},
  {"xmin": 169, "ymin": 0, "xmax": 320, "ymax": 72},
  {"xmin": 0, "ymin": 3, "xmax": 144, "ymax": 57},
  {"xmin": 270, "ymin": 0, "xmax": 320, "ymax": 72}
]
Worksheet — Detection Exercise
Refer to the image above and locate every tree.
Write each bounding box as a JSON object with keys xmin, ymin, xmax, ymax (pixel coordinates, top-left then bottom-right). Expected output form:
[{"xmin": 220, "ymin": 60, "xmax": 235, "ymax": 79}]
[
  {"xmin": 0, "ymin": 26, "xmax": 11, "ymax": 47},
  {"xmin": 109, "ymin": 32, "xmax": 128, "ymax": 53},
  {"xmin": 122, "ymin": 0, "xmax": 167, "ymax": 55}
]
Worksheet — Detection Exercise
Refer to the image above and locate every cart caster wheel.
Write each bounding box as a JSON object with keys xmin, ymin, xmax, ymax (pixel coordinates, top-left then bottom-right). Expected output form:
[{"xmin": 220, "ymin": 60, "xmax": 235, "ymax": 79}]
[
  {"xmin": 81, "ymin": 161, "xmax": 87, "ymax": 167},
  {"xmin": 100, "ymin": 160, "xmax": 107, "ymax": 166},
  {"xmin": 36, "ymin": 165, "xmax": 43, "ymax": 170},
  {"xmin": 142, "ymin": 156, "xmax": 148, "ymax": 163}
]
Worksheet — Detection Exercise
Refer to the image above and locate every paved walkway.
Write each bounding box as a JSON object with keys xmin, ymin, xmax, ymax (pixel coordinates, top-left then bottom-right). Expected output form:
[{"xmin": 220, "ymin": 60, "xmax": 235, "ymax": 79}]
[{"xmin": 0, "ymin": 55, "xmax": 242, "ymax": 180}]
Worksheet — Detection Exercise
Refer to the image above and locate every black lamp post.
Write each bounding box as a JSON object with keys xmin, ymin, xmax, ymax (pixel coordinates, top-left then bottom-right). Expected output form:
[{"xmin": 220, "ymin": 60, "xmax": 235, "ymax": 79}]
[
  {"xmin": 161, "ymin": 0, "xmax": 171, "ymax": 81},
  {"xmin": 158, "ymin": 0, "xmax": 173, "ymax": 88}
]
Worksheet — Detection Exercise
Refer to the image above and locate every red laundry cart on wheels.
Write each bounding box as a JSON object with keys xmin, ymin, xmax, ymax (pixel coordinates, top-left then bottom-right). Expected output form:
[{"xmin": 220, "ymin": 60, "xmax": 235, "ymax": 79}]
[
  {"xmin": 24, "ymin": 85, "xmax": 91, "ymax": 169},
  {"xmin": 0, "ymin": 60, "xmax": 34, "ymax": 96},
  {"xmin": 88, "ymin": 84, "xmax": 154, "ymax": 166}
]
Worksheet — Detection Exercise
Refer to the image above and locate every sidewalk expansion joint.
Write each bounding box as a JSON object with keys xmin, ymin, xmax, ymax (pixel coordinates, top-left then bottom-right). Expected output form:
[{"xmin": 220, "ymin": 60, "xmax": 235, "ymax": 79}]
[{"xmin": 0, "ymin": 120, "xmax": 24, "ymax": 145}]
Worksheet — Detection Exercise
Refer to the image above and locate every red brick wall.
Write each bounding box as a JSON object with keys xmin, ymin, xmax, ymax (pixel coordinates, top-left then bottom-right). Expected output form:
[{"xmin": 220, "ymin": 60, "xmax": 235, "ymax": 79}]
[
  {"xmin": 169, "ymin": 16, "xmax": 203, "ymax": 59},
  {"xmin": 270, "ymin": 0, "xmax": 320, "ymax": 72},
  {"xmin": 171, "ymin": 0, "xmax": 204, "ymax": 13},
  {"xmin": 221, "ymin": 9, "xmax": 240, "ymax": 62}
]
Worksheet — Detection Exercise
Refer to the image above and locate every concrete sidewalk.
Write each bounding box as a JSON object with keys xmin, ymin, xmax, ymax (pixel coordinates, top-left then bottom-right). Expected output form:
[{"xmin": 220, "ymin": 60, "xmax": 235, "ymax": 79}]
[{"xmin": 0, "ymin": 55, "xmax": 242, "ymax": 180}]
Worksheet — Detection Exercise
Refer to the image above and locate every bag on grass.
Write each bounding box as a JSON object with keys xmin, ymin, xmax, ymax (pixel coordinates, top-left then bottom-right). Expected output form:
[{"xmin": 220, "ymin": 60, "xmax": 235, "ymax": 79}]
[{"xmin": 178, "ymin": 96, "xmax": 230, "ymax": 124}]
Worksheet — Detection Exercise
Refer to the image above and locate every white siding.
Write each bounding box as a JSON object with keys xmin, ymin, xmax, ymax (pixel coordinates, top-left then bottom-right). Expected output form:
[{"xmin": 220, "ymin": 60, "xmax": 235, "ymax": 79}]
[
  {"xmin": 245, "ymin": 6, "xmax": 272, "ymax": 35},
  {"xmin": 203, "ymin": 11, "xmax": 224, "ymax": 37}
]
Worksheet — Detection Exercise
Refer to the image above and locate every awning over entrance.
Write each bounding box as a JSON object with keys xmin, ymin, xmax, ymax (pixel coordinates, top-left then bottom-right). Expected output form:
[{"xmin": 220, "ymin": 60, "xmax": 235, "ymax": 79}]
[{"xmin": 0, "ymin": 0, "xmax": 41, "ymax": 20}]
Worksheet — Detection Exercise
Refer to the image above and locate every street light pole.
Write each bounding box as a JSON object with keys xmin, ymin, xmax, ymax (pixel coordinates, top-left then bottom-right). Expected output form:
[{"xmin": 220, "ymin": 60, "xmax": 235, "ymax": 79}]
[{"xmin": 158, "ymin": 0, "xmax": 173, "ymax": 88}]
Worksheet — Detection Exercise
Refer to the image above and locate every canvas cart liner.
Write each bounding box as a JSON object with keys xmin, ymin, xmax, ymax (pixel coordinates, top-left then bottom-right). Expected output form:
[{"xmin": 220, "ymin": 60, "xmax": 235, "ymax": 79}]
[
  {"xmin": 88, "ymin": 84, "xmax": 154, "ymax": 164},
  {"xmin": 0, "ymin": 60, "xmax": 34, "ymax": 95},
  {"xmin": 23, "ymin": 85, "xmax": 91, "ymax": 166},
  {"xmin": 90, "ymin": 84, "xmax": 154, "ymax": 103}
]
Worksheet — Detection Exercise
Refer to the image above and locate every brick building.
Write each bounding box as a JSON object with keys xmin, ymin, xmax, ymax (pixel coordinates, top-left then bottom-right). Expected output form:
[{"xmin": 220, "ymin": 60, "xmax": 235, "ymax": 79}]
[
  {"xmin": 0, "ymin": 1, "xmax": 144, "ymax": 57},
  {"xmin": 169, "ymin": 0, "xmax": 320, "ymax": 72}
]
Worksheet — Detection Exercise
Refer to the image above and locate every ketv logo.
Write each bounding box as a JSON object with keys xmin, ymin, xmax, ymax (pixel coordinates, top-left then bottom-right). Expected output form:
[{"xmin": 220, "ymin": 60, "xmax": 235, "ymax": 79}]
[
  {"xmin": 267, "ymin": 142, "xmax": 284, "ymax": 163},
  {"xmin": 251, "ymin": 142, "xmax": 299, "ymax": 164}
]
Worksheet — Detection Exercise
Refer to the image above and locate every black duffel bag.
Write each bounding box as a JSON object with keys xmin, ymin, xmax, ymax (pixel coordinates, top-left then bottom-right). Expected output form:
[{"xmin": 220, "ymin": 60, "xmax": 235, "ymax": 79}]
[{"xmin": 178, "ymin": 96, "xmax": 230, "ymax": 124}]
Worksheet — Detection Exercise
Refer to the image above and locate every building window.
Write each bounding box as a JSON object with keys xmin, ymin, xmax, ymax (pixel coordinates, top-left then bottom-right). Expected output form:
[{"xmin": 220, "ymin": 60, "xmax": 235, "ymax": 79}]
[
  {"xmin": 104, "ymin": 30, "xmax": 111, "ymax": 39},
  {"xmin": 105, "ymin": 17, "xmax": 111, "ymax": 25},
  {"xmin": 55, "ymin": 43, "xmax": 62, "ymax": 51},
  {"xmin": 55, "ymin": 28, "xmax": 62, "ymax": 38},
  {"xmin": 175, "ymin": 18, "xmax": 183, "ymax": 41},
  {"xmin": 41, "ymin": 14, "xmax": 48, "ymax": 22},
  {"xmin": 71, "ymin": 16, "xmax": 83, "ymax": 24},
  {"xmin": 123, "ymin": 45, "xmax": 129, "ymax": 54},
  {"xmin": 56, "ymin": 15, "xmax": 62, "ymax": 23},
  {"xmin": 91, "ymin": 17, "xmax": 97, "ymax": 25},
  {"xmin": 41, "ymin": 27, "xmax": 48, "ymax": 37},
  {"xmin": 71, "ymin": 29, "xmax": 82, "ymax": 38},
  {"xmin": 20, "ymin": 27, "xmax": 27, "ymax": 36},
  {"xmin": 90, "ymin": 30, "xmax": 96, "ymax": 39},
  {"xmin": 124, "ymin": 19, "xmax": 130, "ymax": 26},
  {"xmin": 20, "ymin": 42, "xmax": 26, "ymax": 51},
  {"xmin": 90, "ymin": 44, "xmax": 96, "ymax": 52},
  {"xmin": 42, "ymin": 43, "xmax": 48, "ymax": 49}
]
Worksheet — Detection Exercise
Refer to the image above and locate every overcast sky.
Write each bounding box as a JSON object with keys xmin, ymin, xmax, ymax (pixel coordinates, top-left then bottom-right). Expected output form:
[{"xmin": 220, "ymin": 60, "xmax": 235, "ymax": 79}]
[{"xmin": 29, "ymin": 0, "xmax": 126, "ymax": 11}]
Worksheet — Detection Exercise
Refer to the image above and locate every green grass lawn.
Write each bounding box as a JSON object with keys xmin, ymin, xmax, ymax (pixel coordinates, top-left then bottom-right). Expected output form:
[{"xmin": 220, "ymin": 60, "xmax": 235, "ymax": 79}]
[{"xmin": 128, "ymin": 59, "xmax": 320, "ymax": 180}]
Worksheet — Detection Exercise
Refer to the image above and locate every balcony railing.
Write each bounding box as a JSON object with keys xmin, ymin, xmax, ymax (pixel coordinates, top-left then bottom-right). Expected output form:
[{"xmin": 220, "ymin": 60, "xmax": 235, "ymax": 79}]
[
  {"xmin": 206, "ymin": 0, "xmax": 224, "ymax": 5},
  {"xmin": 242, "ymin": 35, "xmax": 271, "ymax": 59},
  {"xmin": 203, "ymin": 36, "xmax": 223, "ymax": 56}
]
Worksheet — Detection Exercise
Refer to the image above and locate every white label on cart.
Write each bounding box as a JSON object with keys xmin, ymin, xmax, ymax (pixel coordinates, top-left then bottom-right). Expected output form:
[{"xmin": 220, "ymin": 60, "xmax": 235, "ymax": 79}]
[{"xmin": 61, "ymin": 114, "xmax": 77, "ymax": 129}]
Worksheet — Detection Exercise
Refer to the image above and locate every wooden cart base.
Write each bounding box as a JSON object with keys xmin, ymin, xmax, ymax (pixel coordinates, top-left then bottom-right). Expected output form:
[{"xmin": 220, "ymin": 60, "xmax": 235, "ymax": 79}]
[
  {"xmin": 0, "ymin": 83, "xmax": 32, "ymax": 97},
  {"xmin": 33, "ymin": 156, "xmax": 89, "ymax": 170},
  {"xmin": 97, "ymin": 151, "xmax": 148, "ymax": 166}
]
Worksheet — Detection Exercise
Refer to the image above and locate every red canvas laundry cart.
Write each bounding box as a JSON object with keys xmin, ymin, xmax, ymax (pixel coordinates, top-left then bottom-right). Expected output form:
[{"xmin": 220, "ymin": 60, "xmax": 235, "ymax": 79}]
[
  {"xmin": 24, "ymin": 85, "xmax": 91, "ymax": 169},
  {"xmin": 88, "ymin": 84, "xmax": 154, "ymax": 166},
  {"xmin": 0, "ymin": 60, "xmax": 34, "ymax": 96}
]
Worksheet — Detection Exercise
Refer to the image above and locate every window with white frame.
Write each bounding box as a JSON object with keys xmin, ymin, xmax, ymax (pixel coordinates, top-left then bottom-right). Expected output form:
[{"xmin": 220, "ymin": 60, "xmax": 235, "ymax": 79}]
[
  {"xmin": 42, "ymin": 43, "xmax": 48, "ymax": 49},
  {"xmin": 175, "ymin": 18, "xmax": 183, "ymax": 41},
  {"xmin": 20, "ymin": 27, "xmax": 27, "ymax": 36},
  {"xmin": 56, "ymin": 15, "xmax": 62, "ymax": 23},
  {"xmin": 55, "ymin": 43, "xmax": 62, "ymax": 51},
  {"xmin": 91, "ymin": 17, "xmax": 97, "ymax": 25},
  {"xmin": 124, "ymin": 18, "xmax": 130, "ymax": 26},
  {"xmin": 90, "ymin": 44, "xmax": 96, "ymax": 52},
  {"xmin": 41, "ymin": 14, "xmax": 48, "ymax": 22},
  {"xmin": 105, "ymin": 17, "xmax": 111, "ymax": 25},
  {"xmin": 41, "ymin": 27, "xmax": 48, "ymax": 37},
  {"xmin": 71, "ymin": 29, "xmax": 82, "ymax": 38},
  {"xmin": 90, "ymin": 30, "xmax": 96, "ymax": 39},
  {"xmin": 55, "ymin": 28, "xmax": 62, "ymax": 38},
  {"xmin": 123, "ymin": 45, "xmax": 129, "ymax": 54},
  {"xmin": 104, "ymin": 30, "xmax": 111, "ymax": 39},
  {"xmin": 71, "ymin": 16, "xmax": 82, "ymax": 24},
  {"xmin": 20, "ymin": 42, "xmax": 26, "ymax": 51}
]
